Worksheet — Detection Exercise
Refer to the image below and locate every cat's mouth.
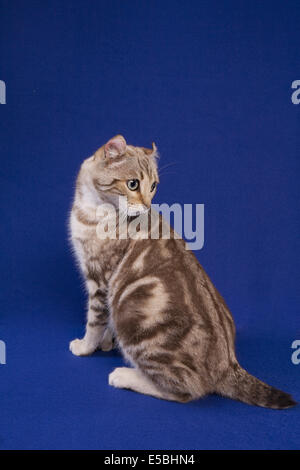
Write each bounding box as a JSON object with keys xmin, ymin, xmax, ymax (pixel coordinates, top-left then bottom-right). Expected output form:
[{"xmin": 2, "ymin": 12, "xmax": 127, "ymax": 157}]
[{"xmin": 127, "ymin": 205, "xmax": 149, "ymax": 217}]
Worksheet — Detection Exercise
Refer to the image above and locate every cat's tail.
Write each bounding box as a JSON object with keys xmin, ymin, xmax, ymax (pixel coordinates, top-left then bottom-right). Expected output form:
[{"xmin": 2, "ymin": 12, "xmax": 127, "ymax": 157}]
[{"xmin": 216, "ymin": 364, "xmax": 297, "ymax": 409}]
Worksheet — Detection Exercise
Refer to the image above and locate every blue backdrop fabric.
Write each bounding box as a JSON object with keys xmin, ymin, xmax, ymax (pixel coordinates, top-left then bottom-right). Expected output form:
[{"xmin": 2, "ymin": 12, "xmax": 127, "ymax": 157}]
[{"xmin": 0, "ymin": 0, "xmax": 299, "ymax": 450}]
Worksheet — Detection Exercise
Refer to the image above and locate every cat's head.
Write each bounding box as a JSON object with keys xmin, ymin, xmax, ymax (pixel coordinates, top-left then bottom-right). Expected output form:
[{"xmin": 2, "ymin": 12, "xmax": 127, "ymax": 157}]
[{"xmin": 79, "ymin": 135, "xmax": 159, "ymax": 216}]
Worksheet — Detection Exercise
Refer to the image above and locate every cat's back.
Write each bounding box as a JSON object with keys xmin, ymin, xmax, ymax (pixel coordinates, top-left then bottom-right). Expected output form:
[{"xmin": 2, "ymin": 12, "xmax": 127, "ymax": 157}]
[{"xmin": 108, "ymin": 235, "xmax": 214, "ymax": 327}]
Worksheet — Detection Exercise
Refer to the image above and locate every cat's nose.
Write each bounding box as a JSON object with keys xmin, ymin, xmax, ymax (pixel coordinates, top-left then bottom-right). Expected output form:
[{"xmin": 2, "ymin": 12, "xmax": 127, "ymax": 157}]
[{"xmin": 142, "ymin": 197, "xmax": 152, "ymax": 209}]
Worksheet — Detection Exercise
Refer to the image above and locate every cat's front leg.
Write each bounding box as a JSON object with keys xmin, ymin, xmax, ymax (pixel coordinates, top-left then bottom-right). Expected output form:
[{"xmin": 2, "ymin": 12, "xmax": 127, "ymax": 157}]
[
  {"xmin": 100, "ymin": 326, "xmax": 115, "ymax": 352},
  {"xmin": 70, "ymin": 283, "xmax": 113, "ymax": 356}
]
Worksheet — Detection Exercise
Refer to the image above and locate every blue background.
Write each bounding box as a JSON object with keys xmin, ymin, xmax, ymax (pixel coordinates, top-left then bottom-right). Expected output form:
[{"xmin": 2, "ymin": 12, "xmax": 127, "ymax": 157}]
[{"xmin": 0, "ymin": 0, "xmax": 299, "ymax": 450}]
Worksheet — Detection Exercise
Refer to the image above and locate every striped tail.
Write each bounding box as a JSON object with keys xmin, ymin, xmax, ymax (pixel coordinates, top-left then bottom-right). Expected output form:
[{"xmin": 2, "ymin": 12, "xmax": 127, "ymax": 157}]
[{"xmin": 216, "ymin": 364, "xmax": 297, "ymax": 409}]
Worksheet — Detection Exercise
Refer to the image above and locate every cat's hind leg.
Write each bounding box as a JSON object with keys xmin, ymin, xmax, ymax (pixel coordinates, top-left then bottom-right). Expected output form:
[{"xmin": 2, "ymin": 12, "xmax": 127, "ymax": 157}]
[
  {"xmin": 108, "ymin": 367, "xmax": 192, "ymax": 402},
  {"xmin": 109, "ymin": 367, "xmax": 168, "ymax": 399}
]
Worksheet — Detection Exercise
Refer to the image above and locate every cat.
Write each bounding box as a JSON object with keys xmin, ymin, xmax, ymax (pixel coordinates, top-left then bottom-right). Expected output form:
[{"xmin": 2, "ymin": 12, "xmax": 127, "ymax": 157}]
[{"xmin": 69, "ymin": 135, "xmax": 296, "ymax": 408}]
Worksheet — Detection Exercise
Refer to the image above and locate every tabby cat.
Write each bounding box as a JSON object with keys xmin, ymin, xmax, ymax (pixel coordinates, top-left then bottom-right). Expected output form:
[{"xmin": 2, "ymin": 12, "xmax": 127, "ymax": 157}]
[{"xmin": 69, "ymin": 135, "xmax": 296, "ymax": 408}]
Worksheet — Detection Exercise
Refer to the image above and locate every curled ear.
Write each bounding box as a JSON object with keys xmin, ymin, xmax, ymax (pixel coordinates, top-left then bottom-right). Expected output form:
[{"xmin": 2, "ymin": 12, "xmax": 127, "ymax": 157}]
[
  {"xmin": 143, "ymin": 142, "xmax": 158, "ymax": 157},
  {"xmin": 104, "ymin": 135, "xmax": 127, "ymax": 158},
  {"xmin": 151, "ymin": 142, "xmax": 159, "ymax": 159}
]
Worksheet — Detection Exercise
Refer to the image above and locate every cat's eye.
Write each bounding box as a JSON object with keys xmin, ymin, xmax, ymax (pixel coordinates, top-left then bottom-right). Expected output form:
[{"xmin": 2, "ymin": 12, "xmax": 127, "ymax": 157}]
[
  {"xmin": 127, "ymin": 179, "xmax": 139, "ymax": 191},
  {"xmin": 150, "ymin": 181, "xmax": 157, "ymax": 192}
]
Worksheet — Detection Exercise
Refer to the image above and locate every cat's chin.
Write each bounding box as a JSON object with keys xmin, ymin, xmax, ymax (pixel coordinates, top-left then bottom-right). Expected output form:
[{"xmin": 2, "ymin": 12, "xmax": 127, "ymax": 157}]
[{"xmin": 126, "ymin": 208, "xmax": 149, "ymax": 217}]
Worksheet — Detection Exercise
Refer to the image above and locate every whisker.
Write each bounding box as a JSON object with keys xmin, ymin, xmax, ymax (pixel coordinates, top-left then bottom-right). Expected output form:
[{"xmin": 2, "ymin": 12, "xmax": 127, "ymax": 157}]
[
  {"xmin": 158, "ymin": 162, "xmax": 178, "ymax": 172},
  {"xmin": 158, "ymin": 171, "xmax": 178, "ymax": 178}
]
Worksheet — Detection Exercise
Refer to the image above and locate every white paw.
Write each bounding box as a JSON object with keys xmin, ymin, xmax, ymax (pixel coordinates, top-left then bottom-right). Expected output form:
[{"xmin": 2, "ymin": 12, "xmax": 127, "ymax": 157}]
[
  {"xmin": 109, "ymin": 367, "xmax": 131, "ymax": 389},
  {"xmin": 69, "ymin": 338, "xmax": 95, "ymax": 356}
]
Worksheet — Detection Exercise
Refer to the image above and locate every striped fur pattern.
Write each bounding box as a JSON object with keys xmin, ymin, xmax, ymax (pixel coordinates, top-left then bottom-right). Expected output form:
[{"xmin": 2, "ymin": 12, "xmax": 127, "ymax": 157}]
[{"xmin": 69, "ymin": 135, "xmax": 296, "ymax": 409}]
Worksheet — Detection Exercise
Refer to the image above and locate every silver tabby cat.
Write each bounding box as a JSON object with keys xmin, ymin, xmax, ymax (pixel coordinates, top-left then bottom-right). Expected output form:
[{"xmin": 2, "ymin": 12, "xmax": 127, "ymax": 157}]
[{"xmin": 69, "ymin": 135, "xmax": 296, "ymax": 409}]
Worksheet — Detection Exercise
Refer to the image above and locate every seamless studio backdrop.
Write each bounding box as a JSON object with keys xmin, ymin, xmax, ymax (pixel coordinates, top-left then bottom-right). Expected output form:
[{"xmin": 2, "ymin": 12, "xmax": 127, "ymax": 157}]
[{"xmin": 0, "ymin": 0, "xmax": 299, "ymax": 450}]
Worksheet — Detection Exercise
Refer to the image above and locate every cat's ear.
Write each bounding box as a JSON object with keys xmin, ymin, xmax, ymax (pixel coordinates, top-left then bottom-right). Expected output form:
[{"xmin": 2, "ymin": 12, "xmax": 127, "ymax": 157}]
[
  {"xmin": 104, "ymin": 135, "xmax": 127, "ymax": 158},
  {"xmin": 143, "ymin": 142, "xmax": 158, "ymax": 157},
  {"xmin": 151, "ymin": 142, "xmax": 159, "ymax": 159}
]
